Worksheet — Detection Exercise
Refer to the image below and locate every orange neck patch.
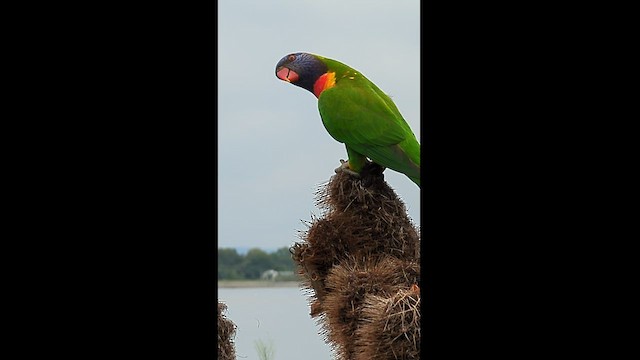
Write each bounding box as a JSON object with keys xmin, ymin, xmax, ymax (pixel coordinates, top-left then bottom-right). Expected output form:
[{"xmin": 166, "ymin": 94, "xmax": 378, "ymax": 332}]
[{"xmin": 313, "ymin": 72, "xmax": 336, "ymax": 98}]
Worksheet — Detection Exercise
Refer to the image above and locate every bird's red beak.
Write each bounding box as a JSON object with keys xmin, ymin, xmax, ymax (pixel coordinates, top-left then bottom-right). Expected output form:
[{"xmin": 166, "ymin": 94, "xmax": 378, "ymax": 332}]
[{"xmin": 276, "ymin": 66, "xmax": 299, "ymax": 83}]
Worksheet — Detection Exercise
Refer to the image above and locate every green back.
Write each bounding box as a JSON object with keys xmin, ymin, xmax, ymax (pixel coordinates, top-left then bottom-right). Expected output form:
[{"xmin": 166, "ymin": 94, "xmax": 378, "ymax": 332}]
[{"xmin": 314, "ymin": 55, "xmax": 420, "ymax": 181}]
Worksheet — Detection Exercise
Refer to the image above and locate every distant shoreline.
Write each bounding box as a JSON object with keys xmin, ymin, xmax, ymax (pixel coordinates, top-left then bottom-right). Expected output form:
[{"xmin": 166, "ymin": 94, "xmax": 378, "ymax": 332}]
[{"xmin": 218, "ymin": 280, "xmax": 301, "ymax": 288}]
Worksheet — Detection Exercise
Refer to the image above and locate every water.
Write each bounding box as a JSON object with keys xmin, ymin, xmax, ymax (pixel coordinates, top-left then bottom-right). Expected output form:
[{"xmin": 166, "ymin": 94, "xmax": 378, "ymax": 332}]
[{"xmin": 218, "ymin": 286, "xmax": 334, "ymax": 360}]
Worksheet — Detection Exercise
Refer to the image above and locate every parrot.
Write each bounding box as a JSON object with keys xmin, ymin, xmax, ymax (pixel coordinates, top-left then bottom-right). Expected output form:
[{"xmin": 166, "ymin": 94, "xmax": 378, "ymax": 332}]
[{"xmin": 275, "ymin": 52, "xmax": 421, "ymax": 188}]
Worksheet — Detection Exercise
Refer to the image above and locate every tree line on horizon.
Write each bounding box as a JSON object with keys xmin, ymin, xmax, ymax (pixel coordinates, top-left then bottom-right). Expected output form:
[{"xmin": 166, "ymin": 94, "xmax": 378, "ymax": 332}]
[{"xmin": 218, "ymin": 247, "xmax": 296, "ymax": 280}]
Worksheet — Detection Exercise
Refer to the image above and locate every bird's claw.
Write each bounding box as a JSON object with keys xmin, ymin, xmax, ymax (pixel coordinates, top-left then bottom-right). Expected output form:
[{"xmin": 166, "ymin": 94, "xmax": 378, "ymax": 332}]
[{"xmin": 334, "ymin": 159, "xmax": 361, "ymax": 178}]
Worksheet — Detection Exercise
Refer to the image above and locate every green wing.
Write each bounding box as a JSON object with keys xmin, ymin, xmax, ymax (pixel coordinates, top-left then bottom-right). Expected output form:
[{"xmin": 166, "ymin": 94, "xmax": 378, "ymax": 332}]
[{"xmin": 318, "ymin": 78, "xmax": 420, "ymax": 185}]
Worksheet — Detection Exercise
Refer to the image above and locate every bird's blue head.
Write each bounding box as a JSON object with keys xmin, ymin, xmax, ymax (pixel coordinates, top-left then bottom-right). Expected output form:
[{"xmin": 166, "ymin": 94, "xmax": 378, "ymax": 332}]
[{"xmin": 275, "ymin": 52, "xmax": 328, "ymax": 96}]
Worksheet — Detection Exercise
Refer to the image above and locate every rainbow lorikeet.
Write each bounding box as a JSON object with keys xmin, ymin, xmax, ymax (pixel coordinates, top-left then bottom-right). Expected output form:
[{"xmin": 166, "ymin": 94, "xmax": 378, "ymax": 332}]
[{"xmin": 275, "ymin": 52, "xmax": 420, "ymax": 187}]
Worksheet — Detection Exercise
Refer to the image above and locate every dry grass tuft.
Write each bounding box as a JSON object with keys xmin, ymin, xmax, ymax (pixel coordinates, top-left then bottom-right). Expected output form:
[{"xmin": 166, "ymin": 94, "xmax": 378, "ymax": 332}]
[
  {"xmin": 321, "ymin": 258, "xmax": 420, "ymax": 359},
  {"xmin": 355, "ymin": 287, "xmax": 421, "ymax": 360},
  {"xmin": 217, "ymin": 301, "xmax": 237, "ymax": 360},
  {"xmin": 291, "ymin": 172, "xmax": 420, "ymax": 302},
  {"xmin": 290, "ymin": 171, "xmax": 421, "ymax": 360}
]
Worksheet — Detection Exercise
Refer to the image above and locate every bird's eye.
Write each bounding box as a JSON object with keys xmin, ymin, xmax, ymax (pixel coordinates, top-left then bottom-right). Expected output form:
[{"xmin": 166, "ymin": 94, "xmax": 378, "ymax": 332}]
[{"xmin": 288, "ymin": 54, "xmax": 296, "ymax": 62}]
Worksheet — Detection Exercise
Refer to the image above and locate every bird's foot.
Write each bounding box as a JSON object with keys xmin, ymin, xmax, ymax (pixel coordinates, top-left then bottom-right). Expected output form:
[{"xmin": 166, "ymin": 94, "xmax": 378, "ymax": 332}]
[
  {"xmin": 334, "ymin": 160, "xmax": 385, "ymax": 187},
  {"xmin": 334, "ymin": 159, "xmax": 361, "ymax": 178}
]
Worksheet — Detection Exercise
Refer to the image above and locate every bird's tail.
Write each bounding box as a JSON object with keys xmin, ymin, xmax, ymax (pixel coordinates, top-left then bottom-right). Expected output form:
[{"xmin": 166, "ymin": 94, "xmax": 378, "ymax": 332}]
[{"xmin": 408, "ymin": 175, "xmax": 420, "ymax": 188}]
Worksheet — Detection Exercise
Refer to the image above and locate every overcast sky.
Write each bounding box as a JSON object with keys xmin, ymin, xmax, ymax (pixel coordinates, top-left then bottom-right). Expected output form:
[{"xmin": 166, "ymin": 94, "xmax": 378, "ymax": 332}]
[{"xmin": 218, "ymin": 0, "xmax": 420, "ymax": 250}]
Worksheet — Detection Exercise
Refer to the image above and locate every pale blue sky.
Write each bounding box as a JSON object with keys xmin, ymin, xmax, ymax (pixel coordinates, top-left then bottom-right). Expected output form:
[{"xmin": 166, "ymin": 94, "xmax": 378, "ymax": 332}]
[{"xmin": 218, "ymin": 0, "xmax": 421, "ymax": 250}]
